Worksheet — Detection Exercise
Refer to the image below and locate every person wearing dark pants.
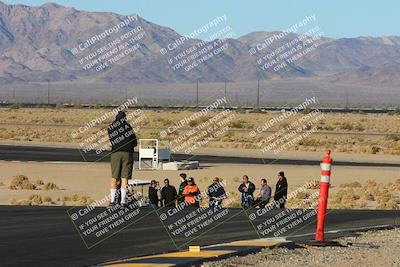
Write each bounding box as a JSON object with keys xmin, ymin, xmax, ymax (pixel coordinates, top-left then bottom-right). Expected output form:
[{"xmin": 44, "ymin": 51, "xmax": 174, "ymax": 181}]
[
  {"xmin": 108, "ymin": 111, "xmax": 137, "ymax": 207},
  {"xmin": 161, "ymin": 179, "xmax": 177, "ymax": 207},
  {"xmin": 177, "ymin": 173, "xmax": 188, "ymax": 204},
  {"xmin": 238, "ymin": 175, "xmax": 256, "ymax": 208},
  {"xmin": 148, "ymin": 180, "xmax": 160, "ymax": 208},
  {"xmin": 274, "ymin": 172, "xmax": 288, "ymax": 208},
  {"xmin": 207, "ymin": 177, "xmax": 226, "ymax": 208},
  {"xmin": 255, "ymin": 178, "xmax": 271, "ymax": 208}
]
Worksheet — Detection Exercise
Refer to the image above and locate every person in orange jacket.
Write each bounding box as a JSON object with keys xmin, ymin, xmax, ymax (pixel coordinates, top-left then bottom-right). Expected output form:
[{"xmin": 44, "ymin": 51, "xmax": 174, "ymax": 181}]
[{"xmin": 182, "ymin": 177, "xmax": 201, "ymax": 207}]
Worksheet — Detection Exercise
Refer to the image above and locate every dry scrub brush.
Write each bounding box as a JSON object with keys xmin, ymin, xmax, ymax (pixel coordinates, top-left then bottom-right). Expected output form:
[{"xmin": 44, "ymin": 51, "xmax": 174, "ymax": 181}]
[
  {"xmin": 329, "ymin": 180, "xmax": 400, "ymax": 210},
  {"xmin": 8, "ymin": 175, "xmax": 36, "ymax": 190}
]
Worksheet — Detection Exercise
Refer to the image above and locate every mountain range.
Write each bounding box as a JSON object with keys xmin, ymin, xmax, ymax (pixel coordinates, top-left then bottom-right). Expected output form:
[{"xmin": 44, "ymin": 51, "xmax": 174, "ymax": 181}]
[{"xmin": 1, "ymin": 1, "xmax": 400, "ymax": 85}]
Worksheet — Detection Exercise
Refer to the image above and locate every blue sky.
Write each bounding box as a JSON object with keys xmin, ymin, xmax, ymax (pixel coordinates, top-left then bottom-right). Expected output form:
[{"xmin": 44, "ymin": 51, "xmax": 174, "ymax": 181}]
[{"xmin": 3, "ymin": 0, "xmax": 399, "ymax": 38}]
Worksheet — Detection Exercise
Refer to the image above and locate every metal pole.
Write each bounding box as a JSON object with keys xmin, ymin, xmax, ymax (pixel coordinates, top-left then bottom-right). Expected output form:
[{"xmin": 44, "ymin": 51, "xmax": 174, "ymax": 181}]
[
  {"xmin": 257, "ymin": 79, "xmax": 260, "ymax": 108},
  {"xmin": 224, "ymin": 80, "xmax": 227, "ymax": 109},
  {"xmin": 47, "ymin": 80, "xmax": 50, "ymax": 106},
  {"xmin": 196, "ymin": 80, "xmax": 199, "ymax": 108}
]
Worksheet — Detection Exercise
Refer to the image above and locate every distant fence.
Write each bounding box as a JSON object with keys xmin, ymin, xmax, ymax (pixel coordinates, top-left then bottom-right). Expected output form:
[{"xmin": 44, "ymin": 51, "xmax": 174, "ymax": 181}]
[{"xmin": 0, "ymin": 80, "xmax": 399, "ymax": 107}]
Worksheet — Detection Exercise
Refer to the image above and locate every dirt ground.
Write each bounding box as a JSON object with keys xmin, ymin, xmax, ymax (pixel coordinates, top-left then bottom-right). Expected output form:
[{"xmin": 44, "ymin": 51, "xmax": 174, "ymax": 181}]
[
  {"xmin": 1, "ymin": 108, "xmax": 400, "ymax": 155},
  {"xmin": 203, "ymin": 228, "xmax": 400, "ymax": 267},
  {"xmin": 0, "ymin": 161, "xmax": 399, "ymax": 208}
]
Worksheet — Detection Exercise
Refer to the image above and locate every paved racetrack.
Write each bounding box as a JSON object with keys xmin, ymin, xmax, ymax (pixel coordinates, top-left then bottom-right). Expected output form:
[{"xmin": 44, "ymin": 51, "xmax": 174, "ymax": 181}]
[{"xmin": 0, "ymin": 206, "xmax": 398, "ymax": 267}]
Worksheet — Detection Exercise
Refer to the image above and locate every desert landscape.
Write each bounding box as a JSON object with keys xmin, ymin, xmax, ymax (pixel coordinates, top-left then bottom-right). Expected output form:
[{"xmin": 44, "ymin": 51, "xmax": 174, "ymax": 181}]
[
  {"xmin": 1, "ymin": 160, "xmax": 399, "ymax": 209},
  {"xmin": 0, "ymin": 107, "xmax": 400, "ymax": 155},
  {"xmin": 0, "ymin": 107, "xmax": 399, "ymax": 210}
]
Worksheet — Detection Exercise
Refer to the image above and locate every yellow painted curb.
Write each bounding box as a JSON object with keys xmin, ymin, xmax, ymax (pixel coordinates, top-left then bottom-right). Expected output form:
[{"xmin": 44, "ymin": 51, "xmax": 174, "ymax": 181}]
[
  {"xmin": 156, "ymin": 250, "xmax": 236, "ymax": 258},
  {"xmin": 226, "ymin": 241, "xmax": 283, "ymax": 247},
  {"xmin": 102, "ymin": 264, "xmax": 174, "ymax": 267}
]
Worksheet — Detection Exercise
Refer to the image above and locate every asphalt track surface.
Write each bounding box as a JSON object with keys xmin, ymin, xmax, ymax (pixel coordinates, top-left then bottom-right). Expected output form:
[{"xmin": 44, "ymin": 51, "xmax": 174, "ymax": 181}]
[
  {"xmin": 1, "ymin": 145, "xmax": 400, "ymax": 167},
  {"xmin": 0, "ymin": 206, "xmax": 399, "ymax": 267}
]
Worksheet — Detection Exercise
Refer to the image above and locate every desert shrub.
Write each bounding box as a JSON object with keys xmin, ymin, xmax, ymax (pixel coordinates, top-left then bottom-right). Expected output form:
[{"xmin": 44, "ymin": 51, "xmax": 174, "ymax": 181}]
[
  {"xmin": 370, "ymin": 146, "xmax": 380, "ymax": 154},
  {"xmin": 29, "ymin": 195, "xmax": 43, "ymax": 205},
  {"xmin": 43, "ymin": 196, "xmax": 52, "ymax": 203},
  {"xmin": 376, "ymin": 192, "xmax": 392, "ymax": 203},
  {"xmin": 62, "ymin": 196, "xmax": 72, "ymax": 201},
  {"xmin": 377, "ymin": 199, "xmax": 398, "ymax": 210},
  {"xmin": 364, "ymin": 180, "xmax": 377, "ymax": 188},
  {"xmin": 229, "ymin": 119, "xmax": 247, "ymax": 129},
  {"xmin": 8, "ymin": 175, "xmax": 36, "ymax": 190},
  {"xmin": 361, "ymin": 192, "xmax": 375, "ymax": 201},
  {"xmin": 52, "ymin": 117, "xmax": 65, "ymax": 123},
  {"xmin": 232, "ymin": 177, "xmax": 240, "ymax": 183},
  {"xmin": 188, "ymin": 120, "xmax": 199, "ymax": 127},
  {"xmin": 224, "ymin": 192, "xmax": 241, "ymax": 208},
  {"xmin": 385, "ymin": 134, "xmax": 400, "ymax": 141},
  {"xmin": 77, "ymin": 196, "xmax": 93, "ymax": 206},
  {"xmin": 354, "ymin": 124, "xmax": 365, "ymax": 131},
  {"xmin": 340, "ymin": 123, "xmax": 354, "ymax": 131},
  {"xmin": 43, "ymin": 182, "xmax": 59, "ymax": 190},
  {"xmin": 293, "ymin": 191, "xmax": 310, "ymax": 199},
  {"xmin": 304, "ymin": 180, "xmax": 319, "ymax": 190},
  {"xmin": 35, "ymin": 179, "xmax": 45, "ymax": 186},
  {"xmin": 71, "ymin": 194, "xmax": 80, "ymax": 201},
  {"xmin": 339, "ymin": 181, "xmax": 362, "ymax": 188}
]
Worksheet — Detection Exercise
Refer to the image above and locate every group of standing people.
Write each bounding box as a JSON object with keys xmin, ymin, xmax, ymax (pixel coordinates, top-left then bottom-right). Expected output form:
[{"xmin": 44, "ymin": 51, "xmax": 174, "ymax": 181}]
[
  {"xmin": 107, "ymin": 111, "xmax": 288, "ymax": 209},
  {"xmin": 148, "ymin": 172, "xmax": 288, "ymax": 209},
  {"xmin": 238, "ymin": 172, "xmax": 288, "ymax": 208},
  {"xmin": 148, "ymin": 173, "xmax": 227, "ymax": 208}
]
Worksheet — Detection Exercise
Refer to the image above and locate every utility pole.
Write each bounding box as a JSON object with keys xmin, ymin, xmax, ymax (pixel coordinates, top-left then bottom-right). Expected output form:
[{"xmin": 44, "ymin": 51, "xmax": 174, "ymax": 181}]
[
  {"xmin": 257, "ymin": 79, "xmax": 260, "ymax": 108},
  {"xmin": 196, "ymin": 80, "xmax": 199, "ymax": 108},
  {"xmin": 224, "ymin": 80, "xmax": 227, "ymax": 109},
  {"xmin": 47, "ymin": 79, "xmax": 50, "ymax": 106},
  {"xmin": 12, "ymin": 88, "xmax": 15, "ymax": 103}
]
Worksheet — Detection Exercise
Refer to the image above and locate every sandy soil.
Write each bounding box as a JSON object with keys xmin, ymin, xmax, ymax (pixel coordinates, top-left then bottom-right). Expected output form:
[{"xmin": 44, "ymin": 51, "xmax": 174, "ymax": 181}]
[
  {"xmin": 204, "ymin": 228, "xmax": 400, "ymax": 267},
  {"xmin": 0, "ymin": 161, "xmax": 399, "ymax": 206},
  {"xmin": 1, "ymin": 108, "xmax": 400, "ymax": 155}
]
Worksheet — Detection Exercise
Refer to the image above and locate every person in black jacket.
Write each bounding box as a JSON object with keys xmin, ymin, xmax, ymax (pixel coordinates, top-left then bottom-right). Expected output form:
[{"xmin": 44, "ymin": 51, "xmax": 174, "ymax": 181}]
[
  {"xmin": 161, "ymin": 179, "xmax": 177, "ymax": 207},
  {"xmin": 148, "ymin": 180, "xmax": 160, "ymax": 208},
  {"xmin": 108, "ymin": 111, "xmax": 137, "ymax": 207},
  {"xmin": 238, "ymin": 175, "xmax": 256, "ymax": 208},
  {"xmin": 274, "ymin": 171, "xmax": 288, "ymax": 208},
  {"xmin": 177, "ymin": 173, "xmax": 188, "ymax": 204},
  {"xmin": 207, "ymin": 177, "xmax": 226, "ymax": 208}
]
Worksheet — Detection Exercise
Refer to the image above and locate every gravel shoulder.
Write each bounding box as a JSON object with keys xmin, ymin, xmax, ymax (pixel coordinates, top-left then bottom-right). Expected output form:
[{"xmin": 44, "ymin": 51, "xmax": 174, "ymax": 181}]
[{"xmin": 203, "ymin": 228, "xmax": 400, "ymax": 267}]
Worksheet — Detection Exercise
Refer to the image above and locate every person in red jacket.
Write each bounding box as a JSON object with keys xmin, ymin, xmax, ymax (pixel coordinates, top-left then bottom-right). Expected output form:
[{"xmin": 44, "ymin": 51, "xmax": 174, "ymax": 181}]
[{"xmin": 182, "ymin": 177, "xmax": 201, "ymax": 207}]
